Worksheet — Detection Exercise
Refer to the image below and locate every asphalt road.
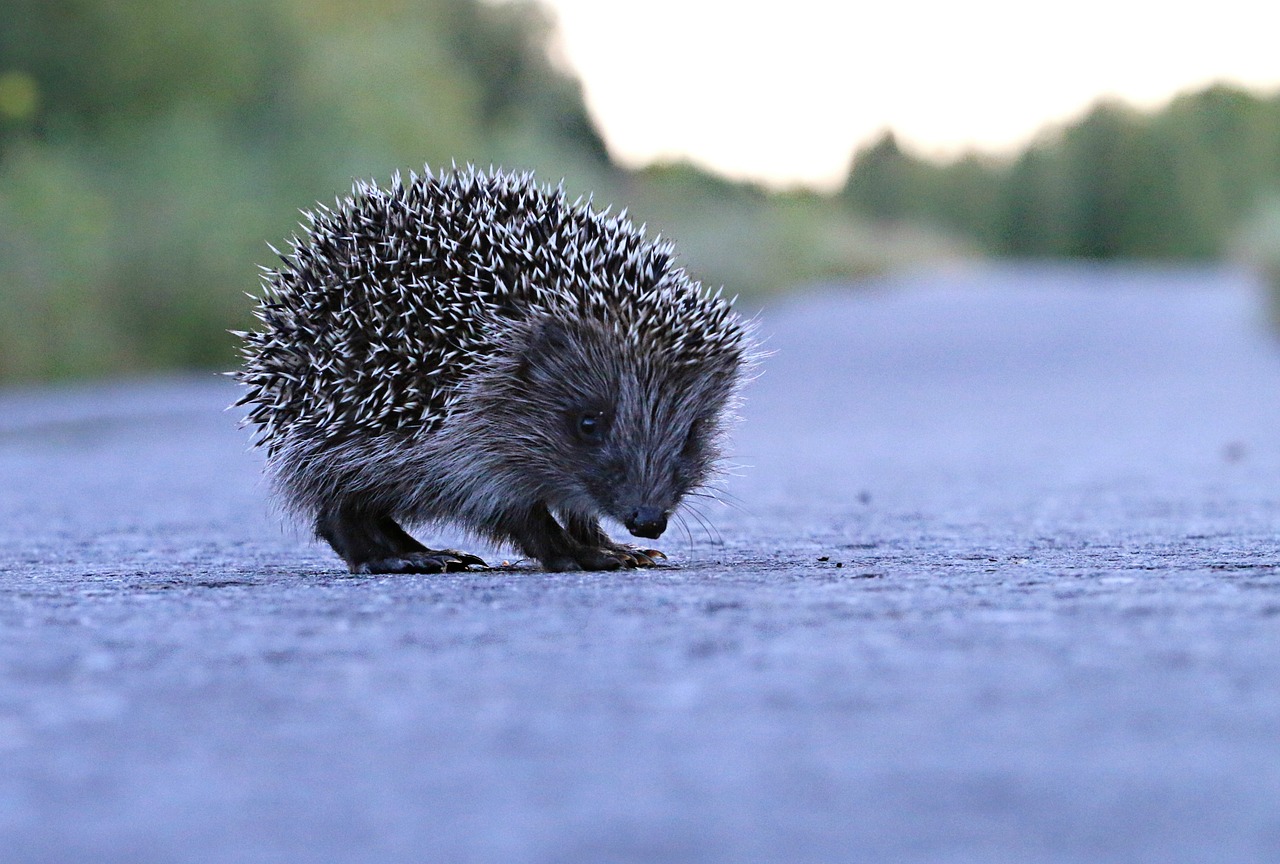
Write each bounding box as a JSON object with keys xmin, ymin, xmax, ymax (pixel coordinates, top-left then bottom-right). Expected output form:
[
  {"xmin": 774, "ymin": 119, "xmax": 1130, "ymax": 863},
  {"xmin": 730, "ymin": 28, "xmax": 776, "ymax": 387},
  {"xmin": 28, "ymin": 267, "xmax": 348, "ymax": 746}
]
[{"xmin": 2, "ymin": 264, "xmax": 1279, "ymax": 863}]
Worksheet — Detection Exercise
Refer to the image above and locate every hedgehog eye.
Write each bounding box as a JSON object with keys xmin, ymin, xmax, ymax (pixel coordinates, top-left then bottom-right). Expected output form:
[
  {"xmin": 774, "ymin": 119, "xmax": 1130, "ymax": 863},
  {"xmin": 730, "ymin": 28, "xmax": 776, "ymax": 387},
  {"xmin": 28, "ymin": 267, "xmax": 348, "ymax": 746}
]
[{"xmin": 575, "ymin": 412, "xmax": 607, "ymax": 445}]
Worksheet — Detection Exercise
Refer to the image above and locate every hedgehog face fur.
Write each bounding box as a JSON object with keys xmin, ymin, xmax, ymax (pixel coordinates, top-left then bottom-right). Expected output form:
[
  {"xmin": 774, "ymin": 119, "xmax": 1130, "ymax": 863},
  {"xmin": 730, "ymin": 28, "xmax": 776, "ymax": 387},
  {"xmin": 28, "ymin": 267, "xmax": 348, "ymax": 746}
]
[
  {"xmin": 474, "ymin": 315, "xmax": 738, "ymax": 535},
  {"xmin": 236, "ymin": 166, "xmax": 752, "ymax": 573}
]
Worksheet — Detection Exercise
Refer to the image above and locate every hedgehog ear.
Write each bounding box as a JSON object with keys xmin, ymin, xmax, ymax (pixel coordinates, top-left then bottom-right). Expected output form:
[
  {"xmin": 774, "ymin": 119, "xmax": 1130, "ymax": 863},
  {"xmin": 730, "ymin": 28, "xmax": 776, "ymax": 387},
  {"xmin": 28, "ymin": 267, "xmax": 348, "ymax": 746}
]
[
  {"xmin": 530, "ymin": 318, "xmax": 573, "ymax": 355},
  {"xmin": 514, "ymin": 317, "xmax": 574, "ymax": 383}
]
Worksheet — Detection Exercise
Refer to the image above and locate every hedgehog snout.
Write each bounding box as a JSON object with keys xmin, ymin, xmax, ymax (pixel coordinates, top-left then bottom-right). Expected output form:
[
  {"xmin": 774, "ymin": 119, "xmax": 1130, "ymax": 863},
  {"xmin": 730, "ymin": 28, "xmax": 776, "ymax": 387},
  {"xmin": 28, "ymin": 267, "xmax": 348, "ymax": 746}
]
[{"xmin": 624, "ymin": 506, "xmax": 668, "ymax": 539}]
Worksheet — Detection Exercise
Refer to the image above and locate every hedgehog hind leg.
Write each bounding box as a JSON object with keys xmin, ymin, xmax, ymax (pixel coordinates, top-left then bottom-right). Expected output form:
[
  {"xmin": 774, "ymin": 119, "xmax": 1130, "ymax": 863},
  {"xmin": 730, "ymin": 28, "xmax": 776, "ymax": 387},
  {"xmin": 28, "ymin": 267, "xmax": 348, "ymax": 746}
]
[{"xmin": 315, "ymin": 508, "xmax": 486, "ymax": 574}]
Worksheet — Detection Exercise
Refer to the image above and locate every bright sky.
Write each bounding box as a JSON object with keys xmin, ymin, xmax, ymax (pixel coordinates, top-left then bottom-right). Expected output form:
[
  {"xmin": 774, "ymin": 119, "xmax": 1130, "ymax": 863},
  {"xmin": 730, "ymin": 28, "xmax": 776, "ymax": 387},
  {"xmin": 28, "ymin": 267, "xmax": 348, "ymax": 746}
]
[{"xmin": 540, "ymin": 0, "xmax": 1280, "ymax": 190}]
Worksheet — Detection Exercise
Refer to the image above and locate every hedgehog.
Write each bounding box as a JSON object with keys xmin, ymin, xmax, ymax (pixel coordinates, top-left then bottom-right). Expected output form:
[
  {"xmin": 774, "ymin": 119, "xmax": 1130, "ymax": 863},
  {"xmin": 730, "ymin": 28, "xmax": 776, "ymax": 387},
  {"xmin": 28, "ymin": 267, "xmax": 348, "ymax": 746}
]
[{"xmin": 234, "ymin": 166, "xmax": 752, "ymax": 574}]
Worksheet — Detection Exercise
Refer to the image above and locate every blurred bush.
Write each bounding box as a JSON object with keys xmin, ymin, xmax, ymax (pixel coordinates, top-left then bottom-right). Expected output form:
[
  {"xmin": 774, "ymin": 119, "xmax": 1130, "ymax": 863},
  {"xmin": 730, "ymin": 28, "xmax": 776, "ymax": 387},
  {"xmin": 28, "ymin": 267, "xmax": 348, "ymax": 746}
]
[
  {"xmin": 0, "ymin": 0, "xmax": 937, "ymax": 384},
  {"xmin": 1232, "ymin": 197, "xmax": 1280, "ymax": 329},
  {"xmin": 6, "ymin": 3, "xmax": 1280, "ymax": 384},
  {"xmin": 623, "ymin": 162, "xmax": 969, "ymax": 298},
  {"xmin": 842, "ymin": 84, "xmax": 1280, "ymax": 262}
]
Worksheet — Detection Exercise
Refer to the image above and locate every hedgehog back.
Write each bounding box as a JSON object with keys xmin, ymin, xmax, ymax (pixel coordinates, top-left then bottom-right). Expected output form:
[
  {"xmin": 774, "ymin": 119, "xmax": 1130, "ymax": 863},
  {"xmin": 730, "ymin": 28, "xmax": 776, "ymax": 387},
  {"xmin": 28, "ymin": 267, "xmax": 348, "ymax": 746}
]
[{"xmin": 237, "ymin": 168, "xmax": 743, "ymax": 455}]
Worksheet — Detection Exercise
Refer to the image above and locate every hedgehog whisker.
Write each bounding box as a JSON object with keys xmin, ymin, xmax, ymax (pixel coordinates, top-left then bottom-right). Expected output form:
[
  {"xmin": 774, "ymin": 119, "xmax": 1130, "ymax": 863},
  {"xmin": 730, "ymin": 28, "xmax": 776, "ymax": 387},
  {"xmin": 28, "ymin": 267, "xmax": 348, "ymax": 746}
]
[
  {"xmin": 707, "ymin": 489, "xmax": 748, "ymax": 510},
  {"xmin": 687, "ymin": 487, "xmax": 750, "ymax": 516},
  {"xmin": 672, "ymin": 510, "xmax": 696, "ymax": 564},
  {"xmin": 715, "ymin": 458, "xmax": 753, "ymax": 475},
  {"xmin": 682, "ymin": 500, "xmax": 722, "ymax": 547}
]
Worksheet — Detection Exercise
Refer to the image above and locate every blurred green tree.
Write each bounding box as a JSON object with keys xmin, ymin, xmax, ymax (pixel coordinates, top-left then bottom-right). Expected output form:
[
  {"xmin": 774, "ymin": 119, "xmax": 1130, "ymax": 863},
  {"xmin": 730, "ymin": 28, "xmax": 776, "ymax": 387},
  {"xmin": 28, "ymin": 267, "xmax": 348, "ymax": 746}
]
[
  {"xmin": 842, "ymin": 131, "xmax": 920, "ymax": 223},
  {"xmin": 0, "ymin": 0, "xmax": 295, "ymax": 143},
  {"xmin": 843, "ymin": 83, "xmax": 1280, "ymax": 263},
  {"xmin": 0, "ymin": 0, "xmax": 621, "ymax": 381}
]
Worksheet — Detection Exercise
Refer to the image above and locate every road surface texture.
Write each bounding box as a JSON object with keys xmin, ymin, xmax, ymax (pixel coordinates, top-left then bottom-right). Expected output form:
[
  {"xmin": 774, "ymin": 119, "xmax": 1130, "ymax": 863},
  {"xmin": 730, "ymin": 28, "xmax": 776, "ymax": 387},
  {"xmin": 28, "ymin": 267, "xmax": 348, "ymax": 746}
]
[{"xmin": 2, "ymin": 264, "xmax": 1279, "ymax": 863}]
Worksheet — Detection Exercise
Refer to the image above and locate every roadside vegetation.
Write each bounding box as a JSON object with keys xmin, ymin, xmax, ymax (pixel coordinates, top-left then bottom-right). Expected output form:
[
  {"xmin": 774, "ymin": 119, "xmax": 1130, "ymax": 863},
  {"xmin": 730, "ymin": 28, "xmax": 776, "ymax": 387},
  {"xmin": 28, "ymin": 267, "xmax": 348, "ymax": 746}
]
[
  {"xmin": 842, "ymin": 85, "xmax": 1280, "ymax": 261},
  {"xmin": 1, "ymin": 0, "xmax": 1277, "ymax": 383}
]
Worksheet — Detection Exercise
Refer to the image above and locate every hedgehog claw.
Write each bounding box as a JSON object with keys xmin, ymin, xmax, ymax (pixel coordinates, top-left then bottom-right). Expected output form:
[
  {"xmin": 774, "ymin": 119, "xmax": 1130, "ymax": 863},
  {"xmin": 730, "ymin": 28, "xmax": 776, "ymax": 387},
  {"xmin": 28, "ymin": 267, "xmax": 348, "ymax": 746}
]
[
  {"xmin": 539, "ymin": 544, "xmax": 666, "ymax": 572},
  {"xmin": 439, "ymin": 551, "xmax": 489, "ymax": 572},
  {"xmin": 441, "ymin": 550, "xmax": 489, "ymax": 569},
  {"xmin": 354, "ymin": 550, "xmax": 487, "ymax": 575},
  {"xmin": 608, "ymin": 545, "xmax": 665, "ymax": 568}
]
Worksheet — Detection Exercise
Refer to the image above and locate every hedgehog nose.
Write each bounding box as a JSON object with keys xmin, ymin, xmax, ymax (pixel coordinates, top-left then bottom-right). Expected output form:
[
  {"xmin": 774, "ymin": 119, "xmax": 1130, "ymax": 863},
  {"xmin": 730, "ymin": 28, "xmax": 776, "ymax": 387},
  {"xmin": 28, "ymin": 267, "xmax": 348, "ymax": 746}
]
[{"xmin": 625, "ymin": 507, "xmax": 667, "ymax": 539}]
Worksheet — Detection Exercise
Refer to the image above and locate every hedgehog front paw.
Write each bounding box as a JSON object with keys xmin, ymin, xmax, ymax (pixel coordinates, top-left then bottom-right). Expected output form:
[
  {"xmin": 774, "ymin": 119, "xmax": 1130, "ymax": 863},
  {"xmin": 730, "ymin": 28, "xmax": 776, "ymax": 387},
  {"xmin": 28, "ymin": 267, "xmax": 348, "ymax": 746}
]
[
  {"xmin": 609, "ymin": 545, "xmax": 666, "ymax": 567},
  {"xmin": 542, "ymin": 545, "xmax": 666, "ymax": 572},
  {"xmin": 353, "ymin": 550, "xmax": 487, "ymax": 574}
]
